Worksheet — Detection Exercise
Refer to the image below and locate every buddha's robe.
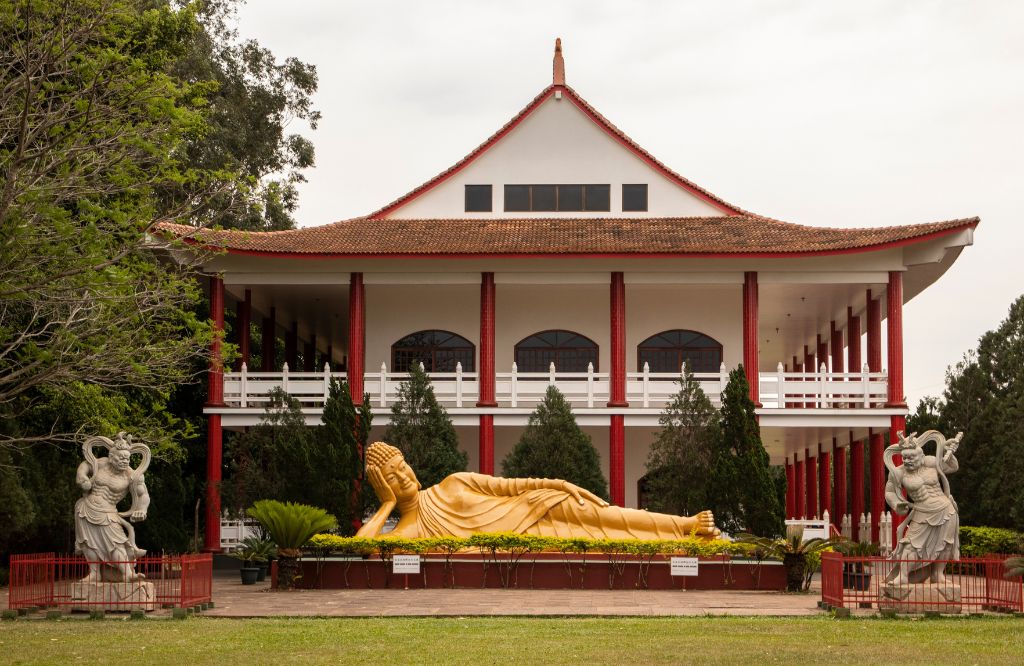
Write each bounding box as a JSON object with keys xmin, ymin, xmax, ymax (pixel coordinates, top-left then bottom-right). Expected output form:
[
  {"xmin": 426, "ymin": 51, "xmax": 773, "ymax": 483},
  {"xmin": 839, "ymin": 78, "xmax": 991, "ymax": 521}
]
[{"xmin": 414, "ymin": 472, "xmax": 701, "ymax": 539}]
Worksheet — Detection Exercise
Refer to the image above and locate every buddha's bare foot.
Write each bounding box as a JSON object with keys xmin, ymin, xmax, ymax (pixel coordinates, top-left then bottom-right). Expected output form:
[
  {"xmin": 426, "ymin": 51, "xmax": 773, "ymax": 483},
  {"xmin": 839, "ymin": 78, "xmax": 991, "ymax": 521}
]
[{"xmin": 693, "ymin": 510, "xmax": 721, "ymax": 537}]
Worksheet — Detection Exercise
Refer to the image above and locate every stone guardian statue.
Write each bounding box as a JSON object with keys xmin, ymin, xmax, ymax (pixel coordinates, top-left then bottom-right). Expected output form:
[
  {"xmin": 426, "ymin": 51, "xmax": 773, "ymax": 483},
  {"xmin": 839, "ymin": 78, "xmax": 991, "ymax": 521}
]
[{"xmin": 74, "ymin": 432, "xmax": 151, "ymax": 583}]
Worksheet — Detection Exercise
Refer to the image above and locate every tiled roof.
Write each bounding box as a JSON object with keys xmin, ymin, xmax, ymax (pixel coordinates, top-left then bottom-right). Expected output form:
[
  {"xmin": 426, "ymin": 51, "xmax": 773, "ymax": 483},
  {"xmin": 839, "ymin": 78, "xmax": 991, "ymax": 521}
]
[
  {"xmin": 369, "ymin": 84, "xmax": 747, "ymax": 218},
  {"xmin": 158, "ymin": 216, "xmax": 979, "ymax": 257}
]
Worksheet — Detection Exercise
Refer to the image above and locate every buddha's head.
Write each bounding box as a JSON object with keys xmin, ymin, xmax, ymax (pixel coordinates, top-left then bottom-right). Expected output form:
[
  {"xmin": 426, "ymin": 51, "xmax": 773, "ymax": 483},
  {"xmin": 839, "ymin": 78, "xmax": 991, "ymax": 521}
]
[{"xmin": 366, "ymin": 441, "xmax": 421, "ymax": 502}]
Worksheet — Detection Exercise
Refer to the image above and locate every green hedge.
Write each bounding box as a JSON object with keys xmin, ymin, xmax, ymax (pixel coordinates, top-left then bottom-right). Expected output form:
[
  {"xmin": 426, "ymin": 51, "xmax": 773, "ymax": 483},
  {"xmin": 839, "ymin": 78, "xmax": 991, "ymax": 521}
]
[
  {"xmin": 305, "ymin": 533, "xmax": 761, "ymax": 559},
  {"xmin": 960, "ymin": 526, "xmax": 1024, "ymax": 557}
]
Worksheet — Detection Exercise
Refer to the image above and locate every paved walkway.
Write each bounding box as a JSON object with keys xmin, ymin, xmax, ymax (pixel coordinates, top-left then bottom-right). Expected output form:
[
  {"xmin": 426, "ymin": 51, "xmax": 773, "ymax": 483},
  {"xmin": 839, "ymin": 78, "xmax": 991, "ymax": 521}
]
[
  {"xmin": 203, "ymin": 573, "xmax": 822, "ymax": 617},
  {"xmin": 1, "ymin": 572, "xmax": 823, "ymax": 618}
]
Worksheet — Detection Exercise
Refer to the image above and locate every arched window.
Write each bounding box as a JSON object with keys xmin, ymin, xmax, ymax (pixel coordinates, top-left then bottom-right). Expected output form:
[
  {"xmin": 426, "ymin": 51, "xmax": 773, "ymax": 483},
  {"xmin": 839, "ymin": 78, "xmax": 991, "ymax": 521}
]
[
  {"xmin": 391, "ymin": 330, "xmax": 475, "ymax": 373},
  {"xmin": 637, "ymin": 329, "xmax": 723, "ymax": 373},
  {"xmin": 514, "ymin": 330, "xmax": 598, "ymax": 373}
]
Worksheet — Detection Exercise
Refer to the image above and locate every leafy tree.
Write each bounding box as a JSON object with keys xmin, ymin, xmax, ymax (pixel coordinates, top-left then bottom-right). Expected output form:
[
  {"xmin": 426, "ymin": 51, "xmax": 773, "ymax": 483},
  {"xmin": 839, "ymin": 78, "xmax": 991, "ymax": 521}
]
[
  {"xmin": 385, "ymin": 363, "xmax": 467, "ymax": 489},
  {"xmin": 925, "ymin": 296, "xmax": 1024, "ymax": 531},
  {"xmin": 503, "ymin": 386, "xmax": 609, "ymax": 500},
  {"xmin": 906, "ymin": 395, "xmax": 943, "ymax": 434},
  {"xmin": 709, "ymin": 367, "xmax": 784, "ymax": 537},
  {"xmin": 643, "ymin": 365, "xmax": 719, "ymax": 515},
  {"xmin": 318, "ymin": 379, "xmax": 372, "ymax": 535}
]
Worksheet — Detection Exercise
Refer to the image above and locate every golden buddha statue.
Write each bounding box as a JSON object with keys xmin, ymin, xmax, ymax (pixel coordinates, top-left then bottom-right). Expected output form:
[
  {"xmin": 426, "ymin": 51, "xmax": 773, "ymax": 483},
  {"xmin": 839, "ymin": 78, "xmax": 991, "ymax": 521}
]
[{"xmin": 356, "ymin": 441, "xmax": 720, "ymax": 540}]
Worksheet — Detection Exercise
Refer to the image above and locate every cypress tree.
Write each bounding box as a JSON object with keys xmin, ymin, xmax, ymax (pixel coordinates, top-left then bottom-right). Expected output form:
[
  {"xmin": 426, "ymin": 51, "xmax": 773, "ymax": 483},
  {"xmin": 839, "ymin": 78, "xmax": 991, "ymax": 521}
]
[
  {"xmin": 318, "ymin": 379, "xmax": 372, "ymax": 534},
  {"xmin": 710, "ymin": 366, "xmax": 784, "ymax": 536},
  {"xmin": 644, "ymin": 364, "xmax": 719, "ymax": 515},
  {"xmin": 385, "ymin": 363, "xmax": 467, "ymax": 489},
  {"xmin": 502, "ymin": 386, "xmax": 609, "ymax": 500}
]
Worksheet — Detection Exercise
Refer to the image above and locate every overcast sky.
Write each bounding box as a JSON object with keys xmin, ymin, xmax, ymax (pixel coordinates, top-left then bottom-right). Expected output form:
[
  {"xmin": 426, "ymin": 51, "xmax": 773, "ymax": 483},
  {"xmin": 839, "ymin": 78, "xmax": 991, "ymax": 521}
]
[{"xmin": 237, "ymin": 0, "xmax": 1023, "ymax": 408}]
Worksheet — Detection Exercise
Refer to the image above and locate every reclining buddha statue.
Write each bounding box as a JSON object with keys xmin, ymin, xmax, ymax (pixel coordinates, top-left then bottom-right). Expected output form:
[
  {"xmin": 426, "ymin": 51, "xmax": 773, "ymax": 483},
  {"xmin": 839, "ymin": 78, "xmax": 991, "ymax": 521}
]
[{"xmin": 356, "ymin": 441, "xmax": 720, "ymax": 540}]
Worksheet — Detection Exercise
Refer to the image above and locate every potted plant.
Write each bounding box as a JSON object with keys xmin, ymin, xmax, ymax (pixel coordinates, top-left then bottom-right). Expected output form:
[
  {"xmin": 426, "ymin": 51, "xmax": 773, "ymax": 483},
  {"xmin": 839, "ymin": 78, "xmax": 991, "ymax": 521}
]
[
  {"xmin": 230, "ymin": 544, "xmax": 267, "ymax": 585},
  {"xmin": 736, "ymin": 530, "xmax": 839, "ymax": 592},
  {"xmin": 834, "ymin": 540, "xmax": 879, "ymax": 590},
  {"xmin": 240, "ymin": 536, "xmax": 277, "ymax": 582},
  {"xmin": 247, "ymin": 500, "xmax": 338, "ymax": 589}
]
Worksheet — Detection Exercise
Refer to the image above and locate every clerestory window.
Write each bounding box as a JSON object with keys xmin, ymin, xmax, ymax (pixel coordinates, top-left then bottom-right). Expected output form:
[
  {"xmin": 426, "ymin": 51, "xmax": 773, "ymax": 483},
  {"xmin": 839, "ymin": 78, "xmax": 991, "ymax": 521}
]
[{"xmin": 504, "ymin": 184, "xmax": 610, "ymax": 212}]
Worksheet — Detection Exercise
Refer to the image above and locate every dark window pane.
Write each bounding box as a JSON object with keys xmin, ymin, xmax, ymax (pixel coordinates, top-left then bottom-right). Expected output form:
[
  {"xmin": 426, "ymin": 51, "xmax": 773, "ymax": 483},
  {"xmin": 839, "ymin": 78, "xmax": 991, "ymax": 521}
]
[
  {"xmin": 393, "ymin": 329, "xmax": 475, "ymax": 373},
  {"xmin": 622, "ymin": 184, "xmax": 648, "ymax": 212},
  {"xmin": 515, "ymin": 330, "xmax": 598, "ymax": 373},
  {"xmin": 465, "ymin": 185, "xmax": 492, "ymax": 212},
  {"xmin": 557, "ymin": 185, "xmax": 583, "ymax": 211},
  {"xmin": 504, "ymin": 185, "xmax": 530, "ymax": 212},
  {"xmin": 584, "ymin": 184, "xmax": 610, "ymax": 211},
  {"xmin": 531, "ymin": 185, "xmax": 556, "ymax": 211},
  {"xmin": 637, "ymin": 329, "xmax": 722, "ymax": 373}
]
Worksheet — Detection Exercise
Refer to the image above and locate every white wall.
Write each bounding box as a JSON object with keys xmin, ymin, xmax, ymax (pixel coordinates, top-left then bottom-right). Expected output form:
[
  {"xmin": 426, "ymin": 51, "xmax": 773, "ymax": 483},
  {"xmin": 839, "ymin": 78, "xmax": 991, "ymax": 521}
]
[
  {"xmin": 365, "ymin": 284, "xmax": 479, "ymax": 370},
  {"xmin": 387, "ymin": 95, "xmax": 726, "ymax": 219}
]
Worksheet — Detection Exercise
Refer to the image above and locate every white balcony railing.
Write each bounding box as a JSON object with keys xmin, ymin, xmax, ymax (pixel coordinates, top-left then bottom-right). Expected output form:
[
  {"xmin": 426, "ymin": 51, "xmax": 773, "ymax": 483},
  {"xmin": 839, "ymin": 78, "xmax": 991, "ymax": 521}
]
[{"xmin": 221, "ymin": 361, "xmax": 888, "ymax": 412}]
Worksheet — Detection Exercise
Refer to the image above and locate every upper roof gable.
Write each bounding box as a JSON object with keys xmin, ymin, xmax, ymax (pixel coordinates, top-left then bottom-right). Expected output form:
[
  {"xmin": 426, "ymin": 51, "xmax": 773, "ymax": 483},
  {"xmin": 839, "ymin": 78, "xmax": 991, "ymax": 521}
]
[{"xmin": 370, "ymin": 82, "xmax": 747, "ymax": 219}]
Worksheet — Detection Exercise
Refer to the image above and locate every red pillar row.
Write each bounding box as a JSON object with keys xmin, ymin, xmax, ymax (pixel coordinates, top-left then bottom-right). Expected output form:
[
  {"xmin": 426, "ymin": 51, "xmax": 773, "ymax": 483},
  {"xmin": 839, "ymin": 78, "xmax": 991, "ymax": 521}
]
[
  {"xmin": 818, "ymin": 443, "xmax": 830, "ymax": 523},
  {"xmin": 609, "ymin": 272, "xmax": 626, "ymax": 506},
  {"xmin": 742, "ymin": 271, "xmax": 760, "ymax": 405},
  {"xmin": 805, "ymin": 448, "xmax": 817, "ymax": 519},
  {"xmin": 235, "ymin": 288, "xmax": 251, "ymax": 371},
  {"xmin": 830, "ymin": 321, "xmax": 844, "ymax": 375},
  {"xmin": 850, "ymin": 438, "xmax": 865, "ymax": 541},
  {"xmin": 847, "ymin": 307, "xmax": 861, "ymax": 373},
  {"xmin": 260, "ymin": 307, "xmax": 276, "ymax": 372},
  {"xmin": 785, "ymin": 458, "xmax": 796, "ymax": 519},
  {"xmin": 348, "ymin": 273, "xmax": 365, "ymax": 404},
  {"xmin": 833, "ymin": 437, "xmax": 847, "ymax": 524},
  {"xmin": 204, "ymin": 275, "xmax": 225, "ymax": 552},
  {"xmin": 817, "ymin": 335, "xmax": 828, "ymax": 373},
  {"xmin": 478, "ymin": 272, "xmax": 497, "ymax": 475},
  {"xmin": 795, "ymin": 455, "xmax": 806, "ymax": 519}
]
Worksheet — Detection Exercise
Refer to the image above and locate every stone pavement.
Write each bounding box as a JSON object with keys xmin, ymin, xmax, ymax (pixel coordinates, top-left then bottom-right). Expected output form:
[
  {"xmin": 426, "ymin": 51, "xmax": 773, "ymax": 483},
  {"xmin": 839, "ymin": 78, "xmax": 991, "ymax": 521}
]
[
  {"xmin": 0, "ymin": 572, "xmax": 823, "ymax": 617},
  {"xmin": 202, "ymin": 572, "xmax": 823, "ymax": 617}
]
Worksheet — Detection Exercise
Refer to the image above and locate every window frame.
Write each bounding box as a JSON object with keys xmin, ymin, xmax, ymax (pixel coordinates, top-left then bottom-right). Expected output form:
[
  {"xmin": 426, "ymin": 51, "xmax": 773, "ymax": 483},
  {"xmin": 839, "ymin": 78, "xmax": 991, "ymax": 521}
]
[
  {"xmin": 622, "ymin": 183, "xmax": 648, "ymax": 212},
  {"xmin": 391, "ymin": 329, "xmax": 476, "ymax": 373},
  {"xmin": 502, "ymin": 184, "xmax": 611, "ymax": 213},
  {"xmin": 464, "ymin": 184, "xmax": 493, "ymax": 212},
  {"xmin": 636, "ymin": 329, "xmax": 723, "ymax": 374},
  {"xmin": 514, "ymin": 329, "xmax": 600, "ymax": 373}
]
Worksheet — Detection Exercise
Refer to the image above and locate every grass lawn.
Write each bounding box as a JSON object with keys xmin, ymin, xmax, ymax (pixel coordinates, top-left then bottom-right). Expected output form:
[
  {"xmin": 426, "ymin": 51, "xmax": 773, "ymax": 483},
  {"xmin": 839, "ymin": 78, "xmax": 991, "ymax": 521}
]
[{"xmin": 1, "ymin": 616, "xmax": 1021, "ymax": 665}]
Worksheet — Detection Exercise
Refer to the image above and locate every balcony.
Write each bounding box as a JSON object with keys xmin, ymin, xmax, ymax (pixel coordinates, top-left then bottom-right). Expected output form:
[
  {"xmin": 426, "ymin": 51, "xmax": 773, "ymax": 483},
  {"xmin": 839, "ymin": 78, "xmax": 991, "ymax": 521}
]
[{"xmin": 209, "ymin": 361, "xmax": 895, "ymax": 428}]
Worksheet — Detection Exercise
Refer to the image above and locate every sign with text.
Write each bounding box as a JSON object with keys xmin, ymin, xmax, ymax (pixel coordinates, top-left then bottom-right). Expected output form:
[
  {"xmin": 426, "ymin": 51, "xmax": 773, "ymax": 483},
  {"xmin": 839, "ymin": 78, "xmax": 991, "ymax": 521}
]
[
  {"xmin": 392, "ymin": 554, "xmax": 421, "ymax": 574},
  {"xmin": 670, "ymin": 557, "xmax": 699, "ymax": 577}
]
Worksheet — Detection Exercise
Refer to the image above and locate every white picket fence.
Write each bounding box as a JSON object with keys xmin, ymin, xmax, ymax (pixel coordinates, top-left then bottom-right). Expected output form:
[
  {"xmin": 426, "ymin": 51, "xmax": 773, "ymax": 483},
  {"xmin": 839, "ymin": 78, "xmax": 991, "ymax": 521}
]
[{"xmin": 222, "ymin": 361, "xmax": 888, "ymax": 411}]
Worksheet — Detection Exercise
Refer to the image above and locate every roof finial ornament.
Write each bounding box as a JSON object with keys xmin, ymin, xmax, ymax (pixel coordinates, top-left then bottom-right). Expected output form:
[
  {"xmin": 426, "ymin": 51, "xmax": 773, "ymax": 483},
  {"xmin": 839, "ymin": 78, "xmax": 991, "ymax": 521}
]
[{"xmin": 553, "ymin": 37, "xmax": 565, "ymax": 86}]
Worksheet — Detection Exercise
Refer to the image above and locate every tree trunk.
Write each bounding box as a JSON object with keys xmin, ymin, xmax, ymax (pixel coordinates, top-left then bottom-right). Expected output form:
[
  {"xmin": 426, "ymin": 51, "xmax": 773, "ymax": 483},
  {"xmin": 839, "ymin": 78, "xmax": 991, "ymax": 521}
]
[{"xmin": 783, "ymin": 553, "xmax": 806, "ymax": 592}]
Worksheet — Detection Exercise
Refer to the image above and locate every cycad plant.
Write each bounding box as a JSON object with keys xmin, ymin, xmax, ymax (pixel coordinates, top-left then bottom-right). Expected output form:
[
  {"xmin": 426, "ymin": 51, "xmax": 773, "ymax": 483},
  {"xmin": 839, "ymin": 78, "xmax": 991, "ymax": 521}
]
[
  {"xmin": 247, "ymin": 500, "xmax": 338, "ymax": 589},
  {"xmin": 736, "ymin": 531, "xmax": 838, "ymax": 592},
  {"xmin": 1006, "ymin": 556, "xmax": 1024, "ymax": 579}
]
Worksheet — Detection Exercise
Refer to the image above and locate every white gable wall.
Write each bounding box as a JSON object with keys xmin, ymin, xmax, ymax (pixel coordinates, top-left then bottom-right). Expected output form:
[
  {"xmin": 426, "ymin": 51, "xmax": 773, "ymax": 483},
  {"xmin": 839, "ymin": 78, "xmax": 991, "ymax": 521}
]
[{"xmin": 385, "ymin": 94, "xmax": 727, "ymax": 219}]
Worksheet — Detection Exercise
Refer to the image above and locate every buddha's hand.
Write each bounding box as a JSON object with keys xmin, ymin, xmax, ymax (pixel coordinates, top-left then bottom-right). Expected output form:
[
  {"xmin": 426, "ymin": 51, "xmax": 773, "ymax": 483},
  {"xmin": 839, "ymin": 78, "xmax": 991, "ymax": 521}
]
[
  {"xmin": 562, "ymin": 481, "xmax": 609, "ymax": 508},
  {"xmin": 367, "ymin": 467, "xmax": 396, "ymax": 505},
  {"xmin": 694, "ymin": 510, "xmax": 721, "ymax": 537}
]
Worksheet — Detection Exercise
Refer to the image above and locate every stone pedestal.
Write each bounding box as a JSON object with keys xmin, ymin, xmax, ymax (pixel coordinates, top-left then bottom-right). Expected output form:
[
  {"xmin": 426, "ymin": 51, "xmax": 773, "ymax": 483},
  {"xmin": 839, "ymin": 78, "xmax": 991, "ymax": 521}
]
[
  {"xmin": 880, "ymin": 583, "xmax": 962, "ymax": 614},
  {"xmin": 70, "ymin": 581, "xmax": 157, "ymax": 612}
]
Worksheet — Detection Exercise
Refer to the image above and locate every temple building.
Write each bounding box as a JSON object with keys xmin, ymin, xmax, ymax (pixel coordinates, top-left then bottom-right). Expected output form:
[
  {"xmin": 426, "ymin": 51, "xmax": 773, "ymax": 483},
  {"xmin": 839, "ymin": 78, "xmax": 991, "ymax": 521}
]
[{"xmin": 161, "ymin": 40, "xmax": 977, "ymax": 551}]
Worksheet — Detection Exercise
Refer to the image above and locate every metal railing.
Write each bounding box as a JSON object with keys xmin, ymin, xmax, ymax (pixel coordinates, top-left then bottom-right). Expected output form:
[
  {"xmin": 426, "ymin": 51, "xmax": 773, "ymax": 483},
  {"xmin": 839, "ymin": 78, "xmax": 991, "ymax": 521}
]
[
  {"xmin": 821, "ymin": 552, "xmax": 1022, "ymax": 613},
  {"xmin": 7, "ymin": 553, "xmax": 213, "ymax": 611},
  {"xmin": 221, "ymin": 361, "xmax": 889, "ymax": 411}
]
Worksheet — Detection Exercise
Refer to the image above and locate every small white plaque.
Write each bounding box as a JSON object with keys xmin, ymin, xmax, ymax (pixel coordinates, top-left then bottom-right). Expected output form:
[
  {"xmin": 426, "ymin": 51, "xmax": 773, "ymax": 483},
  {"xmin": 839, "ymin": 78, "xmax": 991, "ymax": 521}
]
[
  {"xmin": 392, "ymin": 554, "xmax": 421, "ymax": 574},
  {"xmin": 670, "ymin": 557, "xmax": 699, "ymax": 577}
]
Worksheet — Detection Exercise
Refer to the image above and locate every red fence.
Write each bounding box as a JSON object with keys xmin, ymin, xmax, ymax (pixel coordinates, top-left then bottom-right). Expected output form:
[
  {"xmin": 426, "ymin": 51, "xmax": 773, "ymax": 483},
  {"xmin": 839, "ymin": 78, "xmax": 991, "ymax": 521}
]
[
  {"xmin": 822, "ymin": 552, "xmax": 1022, "ymax": 613},
  {"xmin": 8, "ymin": 553, "xmax": 212, "ymax": 611}
]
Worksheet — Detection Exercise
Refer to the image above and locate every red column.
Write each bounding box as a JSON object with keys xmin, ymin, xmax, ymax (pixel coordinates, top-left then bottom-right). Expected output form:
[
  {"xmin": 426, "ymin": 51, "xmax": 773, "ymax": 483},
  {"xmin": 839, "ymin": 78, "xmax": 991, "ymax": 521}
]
[
  {"xmin": 326, "ymin": 344, "xmax": 333, "ymax": 366},
  {"xmin": 869, "ymin": 429, "xmax": 885, "ymax": 542},
  {"xmin": 348, "ymin": 273, "xmax": 365, "ymax": 404},
  {"xmin": 795, "ymin": 454, "xmax": 806, "ymax": 519},
  {"xmin": 477, "ymin": 272, "xmax": 497, "ymax": 475},
  {"xmin": 785, "ymin": 457, "xmax": 796, "ymax": 519},
  {"xmin": 304, "ymin": 336, "xmax": 316, "ymax": 372},
  {"xmin": 285, "ymin": 321, "xmax": 298, "ymax": 370},
  {"xmin": 847, "ymin": 307, "xmax": 861, "ymax": 374},
  {"xmin": 609, "ymin": 272, "xmax": 627, "ymax": 506},
  {"xmin": 818, "ymin": 443, "xmax": 830, "ymax": 523},
  {"xmin": 204, "ymin": 276, "xmax": 225, "ymax": 552},
  {"xmin": 887, "ymin": 272, "xmax": 905, "ymax": 408},
  {"xmin": 235, "ymin": 289, "xmax": 251, "ymax": 371},
  {"xmin": 850, "ymin": 438, "xmax": 865, "ymax": 541},
  {"xmin": 803, "ymin": 345, "xmax": 814, "ymax": 408},
  {"xmin": 833, "ymin": 436, "xmax": 846, "ymax": 525},
  {"xmin": 742, "ymin": 271, "xmax": 760, "ymax": 405},
  {"xmin": 805, "ymin": 447, "xmax": 817, "ymax": 519},
  {"xmin": 830, "ymin": 321, "xmax": 844, "ymax": 375},
  {"xmin": 866, "ymin": 290, "xmax": 884, "ymax": 542},
  {"xmin": 261, "ymin": 307, "xmax": 276, "ymax": 372}
]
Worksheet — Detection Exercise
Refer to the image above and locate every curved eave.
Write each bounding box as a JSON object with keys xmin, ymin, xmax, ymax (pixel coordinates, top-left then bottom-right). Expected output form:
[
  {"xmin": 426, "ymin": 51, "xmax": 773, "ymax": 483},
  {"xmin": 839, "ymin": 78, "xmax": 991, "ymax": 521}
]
[{"xmin": 164, "ymin": 218, "xmax": 979, "ymax": 261}]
